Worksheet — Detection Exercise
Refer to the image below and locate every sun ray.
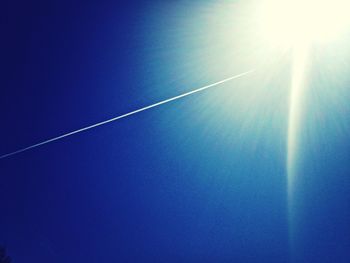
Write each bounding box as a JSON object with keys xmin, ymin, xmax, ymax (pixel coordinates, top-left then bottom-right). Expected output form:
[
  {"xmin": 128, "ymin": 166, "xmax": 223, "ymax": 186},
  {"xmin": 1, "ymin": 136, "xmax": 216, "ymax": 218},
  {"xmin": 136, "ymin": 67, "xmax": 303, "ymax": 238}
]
[{"xmin": 287, "ymin": 43, "xmax": 310, "ymax": 255}]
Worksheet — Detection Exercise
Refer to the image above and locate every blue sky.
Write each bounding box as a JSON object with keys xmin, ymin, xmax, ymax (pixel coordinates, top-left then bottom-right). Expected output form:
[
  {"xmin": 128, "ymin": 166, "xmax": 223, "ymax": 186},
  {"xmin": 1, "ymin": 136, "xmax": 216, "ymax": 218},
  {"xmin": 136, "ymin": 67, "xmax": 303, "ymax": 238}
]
[{"xmin": 1, "ymin": 1, "xmax": 350, "ymax": 262}]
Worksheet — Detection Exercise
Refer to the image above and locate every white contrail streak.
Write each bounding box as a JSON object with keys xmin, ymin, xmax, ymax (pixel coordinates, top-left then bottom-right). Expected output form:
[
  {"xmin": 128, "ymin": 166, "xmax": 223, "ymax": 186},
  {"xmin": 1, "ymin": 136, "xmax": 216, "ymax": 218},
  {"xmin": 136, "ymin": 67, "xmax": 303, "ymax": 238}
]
[{"xmin": 0, "ymin": 70, "xmax": 254, "ymax": 160}]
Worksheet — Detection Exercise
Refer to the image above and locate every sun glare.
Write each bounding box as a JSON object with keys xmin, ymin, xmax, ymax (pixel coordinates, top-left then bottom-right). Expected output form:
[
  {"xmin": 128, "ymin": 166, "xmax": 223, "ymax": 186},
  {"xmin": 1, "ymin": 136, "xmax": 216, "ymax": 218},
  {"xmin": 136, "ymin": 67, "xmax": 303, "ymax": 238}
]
[{"xmin": 258, "ymin": 0, "xmax": 350, "ymax": 47}]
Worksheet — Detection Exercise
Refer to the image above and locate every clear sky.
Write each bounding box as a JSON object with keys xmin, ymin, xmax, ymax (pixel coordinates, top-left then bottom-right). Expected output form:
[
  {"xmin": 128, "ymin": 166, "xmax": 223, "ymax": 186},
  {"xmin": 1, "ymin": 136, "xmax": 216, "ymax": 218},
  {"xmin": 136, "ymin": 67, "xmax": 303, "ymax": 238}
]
[{"xmin": 1, "ymin": 1, "xmax": 350, "ymax": 262}]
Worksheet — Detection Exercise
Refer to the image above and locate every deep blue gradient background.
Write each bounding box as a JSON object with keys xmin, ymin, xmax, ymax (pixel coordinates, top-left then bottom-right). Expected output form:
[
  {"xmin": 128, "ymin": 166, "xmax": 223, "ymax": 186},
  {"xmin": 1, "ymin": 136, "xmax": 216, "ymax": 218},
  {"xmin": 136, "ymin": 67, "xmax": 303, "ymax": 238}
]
[{"xmin": 1, "ymin": 1, "xmax": 349, "ymax": 262}]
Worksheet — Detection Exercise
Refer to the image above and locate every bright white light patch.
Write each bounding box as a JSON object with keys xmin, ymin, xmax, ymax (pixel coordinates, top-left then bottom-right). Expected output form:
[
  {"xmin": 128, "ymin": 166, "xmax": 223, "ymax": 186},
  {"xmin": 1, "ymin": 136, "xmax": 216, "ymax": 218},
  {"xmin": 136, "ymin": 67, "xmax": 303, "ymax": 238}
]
[{"xmin": 258, "ymin": 0, "xmax": 350, "ymax": 46}]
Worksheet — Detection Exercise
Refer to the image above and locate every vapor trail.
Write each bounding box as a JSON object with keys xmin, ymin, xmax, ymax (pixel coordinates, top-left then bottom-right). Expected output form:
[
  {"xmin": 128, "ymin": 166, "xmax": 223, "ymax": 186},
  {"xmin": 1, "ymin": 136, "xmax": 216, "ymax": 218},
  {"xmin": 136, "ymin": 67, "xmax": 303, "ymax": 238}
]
[{"xmin": 0, "ymin": 70, "xmax": 253, "ymax": 160}]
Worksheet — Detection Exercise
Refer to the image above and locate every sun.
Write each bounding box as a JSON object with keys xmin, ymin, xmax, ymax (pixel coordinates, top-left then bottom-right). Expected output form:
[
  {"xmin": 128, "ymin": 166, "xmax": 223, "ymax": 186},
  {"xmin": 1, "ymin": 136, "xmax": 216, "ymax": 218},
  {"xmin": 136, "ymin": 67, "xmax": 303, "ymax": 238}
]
[{"xmin": 258, "ymin": 0, "xmax": 350, "ymax": 48}]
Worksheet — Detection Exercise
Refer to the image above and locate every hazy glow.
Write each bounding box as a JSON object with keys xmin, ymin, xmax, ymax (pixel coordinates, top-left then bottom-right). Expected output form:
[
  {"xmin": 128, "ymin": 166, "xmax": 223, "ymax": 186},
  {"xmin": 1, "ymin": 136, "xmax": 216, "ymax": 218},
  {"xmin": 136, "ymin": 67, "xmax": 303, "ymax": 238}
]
[
  {"xmin": 258, "ymin": 0, "xmax": 350, "ymax": 47},
  {"xmin": 143, "ymin": 1, "xmax": 350, "ymax": 260}
]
